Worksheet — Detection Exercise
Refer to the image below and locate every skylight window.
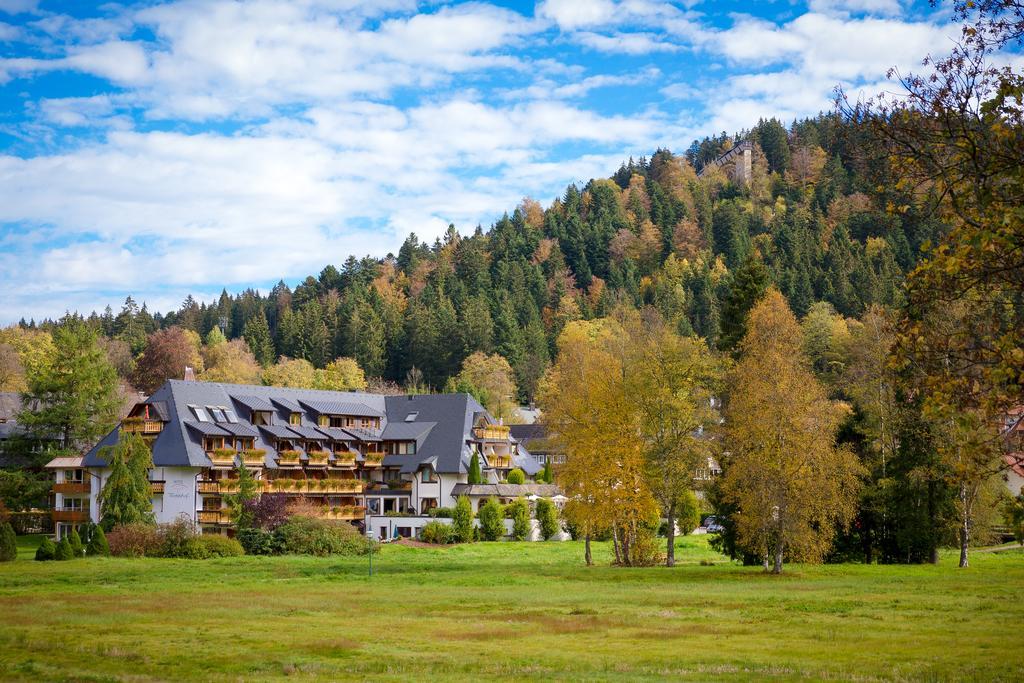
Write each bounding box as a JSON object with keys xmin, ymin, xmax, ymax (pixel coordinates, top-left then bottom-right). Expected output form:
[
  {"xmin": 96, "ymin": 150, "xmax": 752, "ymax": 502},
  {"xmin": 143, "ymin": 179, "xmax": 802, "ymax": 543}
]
[
  {"xmin": 221, "ymin": 407, "xmax": 238, "ymax": 423},
  {"xmin": 189, "ymin": 405, "xmax": 209, "ymax": 422},
  {"xmin": 405, "ymin": 412, "xmax": 418, "ymax": 422}
]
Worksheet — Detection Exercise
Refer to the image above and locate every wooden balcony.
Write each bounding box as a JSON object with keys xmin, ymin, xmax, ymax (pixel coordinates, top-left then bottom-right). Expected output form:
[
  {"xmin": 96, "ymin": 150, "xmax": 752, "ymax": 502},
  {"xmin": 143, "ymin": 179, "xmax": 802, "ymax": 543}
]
[
  {"xmin": 53, "ymin": 482, "xmax": 89, "ymax": 495},
  {"xmin": 276, "ymin": 450, "xmax": 302, "ymax": 467},
  {"xmin": 474, "ymin": 425, "xmax": 510, "ymax": 441},
  {"xmin": 122, "ymin": 418, "xmax": 164, "ymax": 435},
  {"xmin": 53, "ymin": 509, "xmax": 89, "ymax": 523},
  {"xmin": 150, "ymin": 481, "xmax": 165, "ymax": 495},
  {"xmin": 363, "ymin": 453, "xmax": 384, "ymax": 467},
  {"xmin": 197, "ymin": 481, "xmax": 220, "ymax": 494},
  {"xmin": 240, "ymin": 449, "xmax": 267, "ymax": 467},
  {"xmin": 197, "ymin": 510, "xmax": 226, "ymax": 525},
  {"xmin": 319, "ymin": 505, "xmax": 367, "ymax": 521},
  {"xmin": 330, "ymin": 453, "xmax": 357, "ymax": 468},
  {"xmin": 487, "ymin": 455, "xmax": 512, "ymax": 469},
  {"xmin": 305, "ymin": 451, "xmax": 331, "ymax": 467},
  {"xmin": 207, "ymin": 449, "xmax": 237, "ymax": 467}
]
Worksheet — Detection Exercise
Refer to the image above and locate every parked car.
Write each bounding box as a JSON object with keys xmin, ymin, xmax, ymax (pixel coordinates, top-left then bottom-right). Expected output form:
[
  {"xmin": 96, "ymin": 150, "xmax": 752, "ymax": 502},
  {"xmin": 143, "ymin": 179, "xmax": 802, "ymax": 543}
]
[{"xmin": 702, "ymin": 515, "xmax": 724, "ymax": 533}]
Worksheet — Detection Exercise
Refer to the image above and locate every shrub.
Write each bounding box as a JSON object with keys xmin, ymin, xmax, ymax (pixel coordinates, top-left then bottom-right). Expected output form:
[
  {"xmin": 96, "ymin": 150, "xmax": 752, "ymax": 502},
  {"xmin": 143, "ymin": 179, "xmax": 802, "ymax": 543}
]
[
  {"xmin": 676, "ymin": 490, "xmax": 702, "ymax": 536},
  {"xmin": 35, "ymin": 536, "xmax": 56, "ymax": 561},
  {"xmin": 451, "ymin": 496, "xmax": 474, "ymax": 543},
  {"xmin": 419, "ymin": 520, "xmax": 452, "ymax": 544},
  {"xmin": 477, "ymin": 498, "xmax": 504, "ymax": 541},
  {"xmin": 160, "ymin": 516, "xmax": 204, "ymax": 558},
  {"xmin": 507, "ymin": 499, "xmax": 530, "ymax": 541},
  {"xmin": 196, "ymin": 535, "xmax": 244, "ymax": 558},
  {"xmin": 535, "ymin": 499, "xmax": 560, "ymax": 540},
  {"xmin": 0, "ymin": 521, "xmax": 16, "ymax": 561},
  {"xmin": 626, "ymin": 529, "xmax": 663, "ymax": 567},
  {"xmin": 237, "ymin": 527, "xmax": 276, "ymax": 555},
  {"xmin": 55, "ymin": 537, "xmax": 74, "ymax": 561},
  {"xmin": 505, "ymin": 468, "xmax": 525, "ymax": 485},
  {"xmin": 274, "ymin": 515, "xmax": 372, "ymax": 556},
  {"xmin": 107, "ymin": 523, "xmax": 161, "ymax": 557},
  {"xmin": 427, "ymin": 507, "xmax": 453, "ymax": 518},
  {"xmin": 86, "ymin": 526, "xmax": 110, "ymax": 556},
  {"xmin": 68, "ymin": 528, "xmax": 84, "ymax": 557}
]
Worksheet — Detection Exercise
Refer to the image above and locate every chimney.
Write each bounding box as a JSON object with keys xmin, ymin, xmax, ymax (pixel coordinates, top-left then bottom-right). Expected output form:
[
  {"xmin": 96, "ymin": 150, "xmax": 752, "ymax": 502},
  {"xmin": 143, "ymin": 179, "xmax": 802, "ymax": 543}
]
[{"xmin": 184, "ymin": 366, "xmax": 196, "ymax": 381}]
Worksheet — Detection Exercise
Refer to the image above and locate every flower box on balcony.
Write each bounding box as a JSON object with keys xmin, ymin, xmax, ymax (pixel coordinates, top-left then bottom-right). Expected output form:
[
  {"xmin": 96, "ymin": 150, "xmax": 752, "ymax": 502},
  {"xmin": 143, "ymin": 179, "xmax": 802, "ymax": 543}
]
[
  {"xmin": 276, "ymin": 449, "xmax": 302, "ymax": 465},
  {"xmin": 208, "ymin": 448, "xmax": 237, "ymax": 466},
  {"xmin": 241, "ymin": 449, "xmax": 267, "ymax": 466},
  {"xmin": 305, "ymin": 451, "xmax": 330, "ymax": 466}
]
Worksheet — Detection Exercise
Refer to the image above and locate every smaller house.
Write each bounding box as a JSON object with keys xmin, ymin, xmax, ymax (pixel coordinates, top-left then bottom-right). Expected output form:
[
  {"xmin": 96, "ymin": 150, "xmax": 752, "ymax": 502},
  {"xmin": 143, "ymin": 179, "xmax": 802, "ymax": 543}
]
[{"xmin": 509, "ymin": 423, "xmax": 564, "ymax": 466}]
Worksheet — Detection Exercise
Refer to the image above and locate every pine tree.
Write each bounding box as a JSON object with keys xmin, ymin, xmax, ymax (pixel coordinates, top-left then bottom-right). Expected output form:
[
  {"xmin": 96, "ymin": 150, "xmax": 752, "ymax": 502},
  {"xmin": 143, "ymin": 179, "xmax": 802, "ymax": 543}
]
[
  {"xmin": 17, "ymin": 317, "xmax": 120, "ymax": 450},
  {"xmin": 55, "ymin": 537, "xmax": 74, "ymax": 561},
  {"xmin": 242, "ymin": 309, "xmax": 275, "ymax": 366},
  {"xmin": 451, "ymin": 496, "xmax": 474, "ymax": 543},
  {"xmin": 477, "ymin": 498, "xmax": 504, "ymax": 541},
  {"xmin": 468, "ymin": 452, "xmax": 482, "ymax": 485},
  {"xmin": 226, "ymin": 462, "xmax": 259, "ymax": 530},
  {"xmin": 86, "ymin": 526, "xmax": 110, "ymax": 556},
  {"xmin": 35, "ymin": 536, "xmax": 56, "ymax": 561},
  {"xmin": 0, "ymin": 521, "xmax": 15, "ymax": 561},
  {"xmin": 98, "ymin": 432, "xmax": 156, "ymax": 531},
  {"xmin": 718, "ymin": 254, "xmax": 770, "ymax": 354},
  {"xmin": 68, "ymin": 528, "xmax": 84, "ymax": 557},
  {"xmin": 541, "ymin": 460, "xmax": 553, "ymax": 485}
]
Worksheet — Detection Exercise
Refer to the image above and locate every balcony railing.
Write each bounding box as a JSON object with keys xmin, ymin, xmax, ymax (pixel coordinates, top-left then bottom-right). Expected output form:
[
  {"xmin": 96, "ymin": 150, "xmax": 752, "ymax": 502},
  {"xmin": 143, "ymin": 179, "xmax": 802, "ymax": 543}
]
[
  {"xmin": 122, "ymin": 418, "xmax": 164, "ymax": 435},
  {"xmin": 207, "ymin": 449, "xmax": 237, "ymax": 467},
  {"xmin": 363, "ymin": 453, "xmax": 384, "ymax": 467},
  {"xmin": 330, "ymin": 453, "xmax": 357, "ymax": 468},
  {"xmin": 265, "ymin": 478, "xmax": 364, "ymax": 494},
  {"xmin": 197, "ymin": 510, "xmax": 229, "ymax": 525},
  {"xmin": 318, "ymin": 505, "xmax": 367, "ymax": 520},
  {"xmin": 369, "ymin": 480, "xmax": 411, "ymax": 491},
  {"xmin": 240, "ymin": 449, "xmax": 267, "ymax": 467},
  {"xmin": 487, "ymin": 455, "xmax": 512, "ymax": 469},
  {"xmin": 197, "ymin": 481, "xmax": 219, "ymax": 494},
  {"xmin": 276, "ymin": 450, "xmax": 302, "ymax": 466},
  {"xmin": 53, "ymin": 482, "xmax": 89, "ymax": 495},
  {"xmin": 305, "ymin": 451, "xmax": 331, "ymax": 467},
  {"xmin": 474, "ymin": 425, "xmax": 510, "ymax": 440},
  {"xmin": 150, "ymin": 481, "xmax": 165, "ymax": 495},
  {"xmin": 53, "ymin": 509, "xmax": 89, "ymax": 523}
]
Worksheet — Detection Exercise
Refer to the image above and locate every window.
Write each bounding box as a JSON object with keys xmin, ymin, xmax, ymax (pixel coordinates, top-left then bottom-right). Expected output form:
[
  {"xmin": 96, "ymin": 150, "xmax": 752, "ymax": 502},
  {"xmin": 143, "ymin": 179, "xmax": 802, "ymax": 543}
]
[
  {"xmin": 222, "ymin": 408, "xmax": 238, "ymax": 423},
  {"xmin": 66, "ymin": 469, "xmax": 84, "ymax": 483},
  {"xmin": 207, "ymin": 406, "xmax": 229, "ymax": 422},
  {"xmin": 289, "ymin": 413, "xmax": 301, "ymax": 425},
  {"xmin": 318, "ymin": 415, "xmax": 329, "ymax": 427},
  {"xmin": 235, "ymin": 437, "xmax": 255, "ymax": 451},
  {"xmin": 189, "ymin": 405, "xmax": 209, "ymax": 422},
  {"xmin": 405, "ymin": 412, "xmax": 418, "ymax": 422},
  {"xmin": 252, "ymin": 411, "xmax": 272, "ymax": 426},
  {"xmin": 204, "ymin": 436, "xmax": 228, "ymax": 451},
  {"xmin": 421, "ymin": 467, "xmax": 435, "ymax": 483}
]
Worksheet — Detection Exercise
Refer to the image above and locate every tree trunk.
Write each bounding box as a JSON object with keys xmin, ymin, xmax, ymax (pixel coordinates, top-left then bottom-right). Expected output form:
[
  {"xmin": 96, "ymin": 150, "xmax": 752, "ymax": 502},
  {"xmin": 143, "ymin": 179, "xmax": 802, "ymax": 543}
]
[
  {"xmin": 772, "ymin": 543, "xmax": 784, "ymax": 574},
  {"xmin": 666, "ymin": 501, "xmax": 676, "ymax": 567},
  {"xmin": 584, "ymin": 534, "xmax": 592, "ymax": 566},
  {"xmin": 928, "ymin": 479, "xmax": 939, "ymax": 565},
  {"xmin": 959, "ymin": 482, "xmax": 970, "ymax": 568},
  {"xmin": 611, "ymin": 526, "xmax": 621, "ymax": 565}
]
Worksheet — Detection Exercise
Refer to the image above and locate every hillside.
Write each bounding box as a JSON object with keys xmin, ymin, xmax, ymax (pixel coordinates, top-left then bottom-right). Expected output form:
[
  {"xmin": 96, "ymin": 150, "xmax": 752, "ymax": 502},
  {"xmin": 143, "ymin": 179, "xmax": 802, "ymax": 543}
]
[{"xmin": 26, "ymin": 114, "xmax": 944, "ymax": 401}]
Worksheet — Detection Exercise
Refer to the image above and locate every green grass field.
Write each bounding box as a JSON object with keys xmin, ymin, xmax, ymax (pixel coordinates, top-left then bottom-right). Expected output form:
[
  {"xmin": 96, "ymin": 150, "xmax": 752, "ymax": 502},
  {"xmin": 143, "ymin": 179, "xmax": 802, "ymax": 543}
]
[{"xmin": 1, "ymin": 535, "xmax": 1022, "ymax": 682}]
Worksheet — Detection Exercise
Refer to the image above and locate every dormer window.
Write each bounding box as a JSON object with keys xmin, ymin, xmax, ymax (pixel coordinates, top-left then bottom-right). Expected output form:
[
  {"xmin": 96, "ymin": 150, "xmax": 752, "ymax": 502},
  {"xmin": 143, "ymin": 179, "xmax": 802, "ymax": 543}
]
[
  {"xmin": 289, "ymin": 412, "xmax": 301, "ymax": 426},
  {"xmin": 252, "ymin": 410, "xmax": 272, "ymax": 426}
]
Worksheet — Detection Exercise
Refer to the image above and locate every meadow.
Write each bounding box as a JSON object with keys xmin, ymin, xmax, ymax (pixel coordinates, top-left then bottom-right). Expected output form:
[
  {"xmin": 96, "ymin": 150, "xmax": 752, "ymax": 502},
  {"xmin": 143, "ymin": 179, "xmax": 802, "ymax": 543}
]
[{"xmin": 1, "ymin": 535, "xmax": 1022, "ymax": 682}]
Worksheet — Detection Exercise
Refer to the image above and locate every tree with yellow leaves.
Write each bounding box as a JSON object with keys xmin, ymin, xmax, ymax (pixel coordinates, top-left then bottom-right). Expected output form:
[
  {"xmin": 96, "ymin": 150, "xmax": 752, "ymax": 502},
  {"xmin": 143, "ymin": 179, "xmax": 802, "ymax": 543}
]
[{"xmin": 721, "ymin": 289, "xmax": 862, "ymax": 573}]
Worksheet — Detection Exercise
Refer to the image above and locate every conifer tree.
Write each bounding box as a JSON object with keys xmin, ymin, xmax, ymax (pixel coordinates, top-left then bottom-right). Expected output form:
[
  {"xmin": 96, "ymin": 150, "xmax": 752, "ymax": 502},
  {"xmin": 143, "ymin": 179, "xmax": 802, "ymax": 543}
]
[
  {"xmin": 68, "ymin": 528, "xmax": 84, "ymax": 557},
  {"xmin": 55, "ymin": 537, "xmax": 74, "ymax": 561},
  {"xmin": 0, "ymin": 521, "xmax": 15, "ymax": 561},
  {"xmin": 98, "ymin": 432, "xmax": 156, "ymax": 531},
  {"xmin": 87, "ymin": 526, "xmax": 110, "ymax": 556},
  {"xmin": 451, "ymin": 496, "xmax": 474, "ymax": 543},
  {"xmin": 467, "ymin": 453, "xmax": 482, "ymax": 485},
  {"xmin": 35, "ymin": 536, "xmax": 56, "ymax": 561},
  {"xmin": 242, "ymin": 309, "xmax": 275, "ymax": 366}
]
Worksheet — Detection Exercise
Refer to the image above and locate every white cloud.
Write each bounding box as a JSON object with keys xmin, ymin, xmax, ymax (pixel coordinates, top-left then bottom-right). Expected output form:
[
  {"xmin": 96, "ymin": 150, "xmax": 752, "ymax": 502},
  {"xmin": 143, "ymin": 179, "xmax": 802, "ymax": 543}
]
[
  {"xmin": 0, "ymin": 0, "xmax": 36, "ymax": 15},
  {"xmin": 808, "ymin": 0, "xmax": 904, "ymax": 17},
  {"xmin": 537, "ymin": 0, "xmax": 618, "ymax": 31},
  {"xmin": 575, "ymin": 31, "xmax": 680, "ymax": 54}
]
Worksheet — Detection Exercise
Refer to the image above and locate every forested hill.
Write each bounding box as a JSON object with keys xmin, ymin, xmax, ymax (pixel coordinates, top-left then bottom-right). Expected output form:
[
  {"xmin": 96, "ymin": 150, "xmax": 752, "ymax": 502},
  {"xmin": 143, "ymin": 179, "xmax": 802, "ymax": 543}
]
[{"xmin": 26, "ymin": 114, "xmax": 945, "ymax": 401}]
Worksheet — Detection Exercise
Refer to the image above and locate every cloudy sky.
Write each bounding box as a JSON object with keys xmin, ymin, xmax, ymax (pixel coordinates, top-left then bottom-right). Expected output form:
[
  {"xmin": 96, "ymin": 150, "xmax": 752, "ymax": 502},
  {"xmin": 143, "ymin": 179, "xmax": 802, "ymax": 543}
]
[{"xmin": 0, "ymin": 0, "xmax": 966, "ymax": 322}]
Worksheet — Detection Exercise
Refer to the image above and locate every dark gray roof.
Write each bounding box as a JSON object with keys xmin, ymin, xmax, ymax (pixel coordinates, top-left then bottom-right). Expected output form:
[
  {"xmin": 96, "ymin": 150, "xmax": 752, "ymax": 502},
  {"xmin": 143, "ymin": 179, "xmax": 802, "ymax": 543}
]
[
  {"xmin": 298, "ymin": 399, "xmax": 382, "ymax": 417},
  {"xmin": 82, "ymin": 380, "xmax": 519, "ymax": 475},
  {"xmin": 148, "ymin": 401, "xmax": 170, "ymax": 421},
  {"xmin": 218, "ymin": 422, "xmax": 259, "ymax": 437},
  {"xmin": 232, "ymin": 395, "xmax": 275, "ymax": 412},
  {"xmin": 288, "ymin": 425, "xmax": 328, "ymax": 441},
  {"xmin": 450, "ymin": 483, "xmax": 562, "ymax": 497},
  {"xmin": 259, "ymin": 424, "xmax": 299, "ymax": 440}
]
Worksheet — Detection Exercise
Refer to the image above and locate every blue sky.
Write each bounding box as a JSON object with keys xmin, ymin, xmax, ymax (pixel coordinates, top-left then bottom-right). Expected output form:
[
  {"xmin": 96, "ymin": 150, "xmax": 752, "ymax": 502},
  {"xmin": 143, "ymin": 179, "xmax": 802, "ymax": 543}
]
[{"xmin": 0, "ymin": 0, "xmax": 972, "ymax": 321}]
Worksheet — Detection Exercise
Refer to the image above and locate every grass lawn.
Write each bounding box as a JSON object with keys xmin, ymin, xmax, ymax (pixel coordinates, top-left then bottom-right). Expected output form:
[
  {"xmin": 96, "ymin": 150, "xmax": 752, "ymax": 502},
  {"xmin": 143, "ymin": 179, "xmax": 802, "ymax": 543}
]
[{"xmin": 1, "ymin": 535, "xmax": 1022, "ymax": 682}]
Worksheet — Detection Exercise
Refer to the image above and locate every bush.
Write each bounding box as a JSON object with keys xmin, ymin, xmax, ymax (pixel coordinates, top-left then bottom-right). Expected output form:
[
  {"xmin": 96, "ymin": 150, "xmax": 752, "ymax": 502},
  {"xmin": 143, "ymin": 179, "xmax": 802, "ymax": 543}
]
[
  {"xmin": 505, "ymin": 468, "xmax": 525, "ymax": 485},
  {"xmin": 274, "ymin": 515, "xmax": 372, "ymax": 556},
  {"xmin": 55, "ymin": 537, "xmax": 74, "ymax": 561},
  {"xmin": 107, "ymin": 523, "xmax": 162, "ymax": 557},
  {"xmin": 237, "ymin": 527, "xmax": 276, "ymax": 555},
  {"xmin": 677, "ymin": 490, "xmax": 702, "ymax": 535},
  {"xmin": 0, "ymin": 521, "xmax": 16, "ymax": 562},
  {"xmin": 451, "ymin": 496, "xmax": 474, "ymax": 543},
  {"xmin": 427, "ymin": 507, "xmax": 453, "ymax": 518},
  {"xmin": 507, "ymin": 499, "xmax": 530, "ymax": 541},
  {"xmin": 196, "ymin": 535, "xmax": 244, "ymax": 558},
  {"xmin": 245, "ymin": 494, "xmax": 291, "ymax": 531},
  {"xmin": 419, "ymin": 520, "xmax": 452, "ymax": 544},
  {"xmin": 68, "ymin": 528, "xmax": 84, "ymax": 557},
  {"xmin": 477, "ymin": 498, "xmax": 504, "ymax": 541},
  {"xmin": 535, "ymin": 499, "xmax": 560, "ymax": 540},
  {"xmin": 160, "ymin": 516, "xmax": 204, "ymax": 558},
  {"xmin": 86, "ymin": 526, "xmax": 110, "ymax": 556},
  {"xmin": 35, "ymin": 536, "xmax": 56, "ymax": 561}
]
